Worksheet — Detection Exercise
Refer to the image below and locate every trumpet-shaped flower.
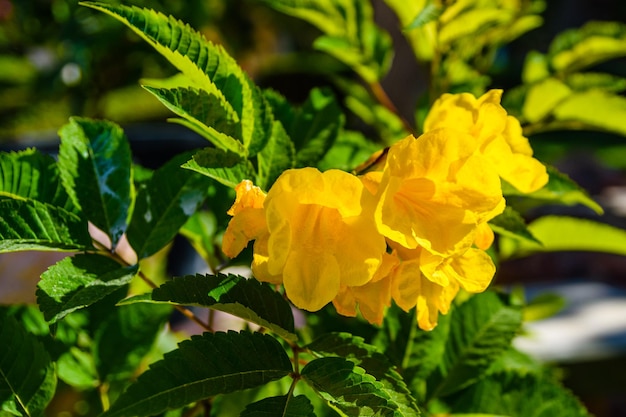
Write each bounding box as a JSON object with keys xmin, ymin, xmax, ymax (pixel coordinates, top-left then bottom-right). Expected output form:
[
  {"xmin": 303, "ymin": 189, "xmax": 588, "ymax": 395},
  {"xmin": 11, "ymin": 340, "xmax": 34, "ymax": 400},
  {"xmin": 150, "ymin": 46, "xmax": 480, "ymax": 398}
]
[
  {"xmin": 424, "ymin": 89, "xmax": 548, "ymax": 193},
  {"xmin": 374, "ymin": 129, "xmax": 504, "ymax": 256},
  {"xmin": 389, "ymin": 243, "xmax": 496, "ymax": 330}
]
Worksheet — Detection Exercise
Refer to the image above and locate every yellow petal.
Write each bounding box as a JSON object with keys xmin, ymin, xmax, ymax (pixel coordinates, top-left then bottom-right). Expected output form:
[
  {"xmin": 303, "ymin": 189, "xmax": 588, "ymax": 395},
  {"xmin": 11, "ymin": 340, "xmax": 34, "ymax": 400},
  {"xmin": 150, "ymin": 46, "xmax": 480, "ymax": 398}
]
[
  {"xmin": 333, "ymin": 286, "xmax": 358, "ymax": 318},
  {"xmin": 251, "ymin": 234, "xmax": 282, "ymax": 284},
  {"xmin": 474, "ymin": 222, "xmax": 495, "ymax": 250},
  {"xmin": 222, "ymin": 208, "xmax": 267, "ymax": 258},
  {"xmin": 349, "ymin": 276, "xmax": 392, "ymax": 325},
  {"xmin": 283, "ymin": 249, "xmax": 340, "ymax": 311},
  {"xmin": 227, "ymin": 180, "xmax": 266, "ymax": 216},
  {"xmin": 416, "ymin": 278, "xmax": 459, "ymax": 331}
]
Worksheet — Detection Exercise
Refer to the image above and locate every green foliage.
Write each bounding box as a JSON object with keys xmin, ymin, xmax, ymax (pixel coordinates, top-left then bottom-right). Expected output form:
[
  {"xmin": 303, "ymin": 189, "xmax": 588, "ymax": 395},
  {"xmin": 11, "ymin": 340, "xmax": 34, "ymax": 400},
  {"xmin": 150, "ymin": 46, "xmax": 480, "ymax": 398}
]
[
  {"xmin": 57, "ymin": 117, "xmax": 132, "ymax": 248},
  {"xmin": 143, "ymin": 273, "xmax": 297, "ymax": 342},
  {"xmin": 101, "ymin": 331, "xmax": 292, "ymax": 417},
  {"xmin": 0, "ymin": 312, "xmax": 57, "ymax": 417},
  {"xmin": 241, "ymin": 395, "xmax": 316, "ymax": 417}
]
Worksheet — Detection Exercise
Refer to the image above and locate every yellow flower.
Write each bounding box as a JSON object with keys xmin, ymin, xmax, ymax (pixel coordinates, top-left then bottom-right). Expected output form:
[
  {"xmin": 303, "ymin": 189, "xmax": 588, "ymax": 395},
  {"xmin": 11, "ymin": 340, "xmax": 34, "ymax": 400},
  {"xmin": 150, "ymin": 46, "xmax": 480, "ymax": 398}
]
[
  {"xmin": 374, "ymin": 129, "xmax": 504, "ymax": 256},
  {"xmin": 424, "ymin": 89, "xmax": 548, "ymax": 193},
  {"xmin": 388, "ymin": 243, "xmax": 496, "ymax": 330},
  {"xmin": 222, "ymin": 180, "xmax": 267, "ymax": 259}
]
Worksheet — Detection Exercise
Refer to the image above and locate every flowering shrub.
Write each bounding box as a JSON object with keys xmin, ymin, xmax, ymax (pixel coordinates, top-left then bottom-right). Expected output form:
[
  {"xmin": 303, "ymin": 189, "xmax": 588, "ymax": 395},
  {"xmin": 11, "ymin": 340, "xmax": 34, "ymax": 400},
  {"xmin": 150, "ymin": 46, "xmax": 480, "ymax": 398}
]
[{"xmin": 2, "ymin": 1, "xmax": 626, "ymax": 417}]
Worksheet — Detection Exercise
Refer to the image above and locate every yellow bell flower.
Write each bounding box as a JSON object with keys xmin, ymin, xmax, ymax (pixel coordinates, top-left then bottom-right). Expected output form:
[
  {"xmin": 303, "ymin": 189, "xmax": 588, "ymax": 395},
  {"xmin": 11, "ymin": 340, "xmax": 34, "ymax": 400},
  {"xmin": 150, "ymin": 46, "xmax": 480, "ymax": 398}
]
[
  {"xmin": 374, "ymin": 129, "xmax": 505, "ymax": 257},
  {"xmin": 424, "ymin": 89, "xmax": 548, "ymax": 193},
  {"xmin": 388, "ymin": 242, "xmax": 496, "ymax": 331}
]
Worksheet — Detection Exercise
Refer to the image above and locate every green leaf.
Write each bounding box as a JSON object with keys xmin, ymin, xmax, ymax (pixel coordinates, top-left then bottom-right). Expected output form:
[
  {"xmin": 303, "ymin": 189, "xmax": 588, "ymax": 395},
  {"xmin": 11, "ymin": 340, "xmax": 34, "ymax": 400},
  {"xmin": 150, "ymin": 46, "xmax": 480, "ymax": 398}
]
[
  {"xmin": 36, "ymin": 253, "xmax": 138, "ymax": 323},
  {"xmin": 373, "ymin": 306, "xmax": 450, "ymax": 403},
  {"xmin": 0, "ymin": 312, "xmax": 56, "ymax": 417},
  {"xmin": 265, "ymin": 87, "xmax": 344, "ymax": 169},
  {"xmin": 150, "ymin": 274, "xmax": 297, "ymax": 342},
  {"xmin": 521, "ymin": 51, "xmax": 550, "ymax": 84},
  {"xmin": 179, "ymin": 210, "xmax": 218, "ymax": 268},
  {"xmin": 503, "ymin": 166, "xmax": 603, "ymax": 215},
  {"xmin": 445, "ymin": 372, "xmax": 591, "ymax": 417},
  {"xmin": 80, "ymin": 2, "xmax": 271, "ymax": 157},
  {"xmin": 434, "ymin": 291, "xmax": 522, "ymax": 398},
  {"xmin": 500, "ymin": 215, "xmax": 626, "ymax": 259},
  {"xmin": 102, "ymin": 331, "xmax": 292, "ymax": 417},
  {"xmin": 57, "ymin": 117, "xmax": 132, "ymax": 248},
  {"xmin": 142, "ymin": 85, "xmax": 245, "ymax": 155},
  {"xmin": 241, "ymin": 395, "xmax": 316, "ymax": 417},
  {"xmin": 564, "ymin": 72, "xmax": 626, "ymax": 93},
  {"xmin": 93, "ymin": 302, "xmax": 173, "ymax": 383},
  {"xmin": 255, "ymin": 119, "xmax": 295, "ymax": 190},
  {"xmin": 549, "ymin": 20, "xmax": 626, "ymax": 73},
  {"xmin": 301, "ymin": 357, "xmax": 400, "ymax": 417},
  {"xmin": 182, "ymin": 148, "xmax": 257, "ymax": 189},
  {"xmin": 405, "ymin": 1, "xmax": 441, "ymax": 30},
  {"xmin": 261, "ymin": 0, "xmax": 393, "ymax": 82},
  {"xmin": 126, "ymin": 152, "xmax": 212, "ymax": 259},
  {"xmin": 0, "ymin": 149, "xmax": 77, "ymax": 213},
  {"xmin": 306, "ymin": 332, "xmax": 420, "ymax": 415},
  {"xmin": 439, "ymin": 8, "xmax": 509, "ymax": 46},
  {"xmin": 383, "ymin": 0, "xmax": 436, "ymax": 61},
  {"xmin": 523, "ymin": 292, "xmax": 566, "ymax": 322},
  {"xmin": 522, "ymin": 77, "xmax": 572, "ymax": 123},
  {"xmin": 553, "ymin": 89, "xmax": 626, "ymax": 137},
  {"xmin": 489, "ymin": 206, "xmax": 540, "ymax": 244},
  {"xmin": 0, "ymin": 199, "xmax": 91, "ymax": 253},
  {"xmin": 317, "ymin": 130, "xmax": 382, "ymax": 172}
]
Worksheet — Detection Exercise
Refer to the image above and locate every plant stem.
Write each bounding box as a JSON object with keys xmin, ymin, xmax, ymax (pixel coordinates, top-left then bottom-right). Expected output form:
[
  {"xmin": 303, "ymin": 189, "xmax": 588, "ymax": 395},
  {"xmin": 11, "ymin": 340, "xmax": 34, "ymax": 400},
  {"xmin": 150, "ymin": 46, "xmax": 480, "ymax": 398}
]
[
  {"xmin": 136, "ymin": 270, "xmax": 214, "ymax": 332},
  {"xmin": 369, "ymin": 81, "xmax": 415, "ymax": 135}
]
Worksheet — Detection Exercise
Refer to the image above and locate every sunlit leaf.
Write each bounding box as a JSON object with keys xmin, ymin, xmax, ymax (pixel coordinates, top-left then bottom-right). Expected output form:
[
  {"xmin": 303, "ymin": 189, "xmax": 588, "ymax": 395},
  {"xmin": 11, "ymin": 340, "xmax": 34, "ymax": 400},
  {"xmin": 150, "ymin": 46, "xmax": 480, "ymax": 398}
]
[
  {"xmin": 503, "ymin": 166, "xmax": 603, "ymax": 215},
  {"xmin": 257, "ymin": 119, "xmax": 296, "ymax": 190},
  {"xmin": 142, "ymin": 85, "xmax": 245, "ymax": 155},
  {"xmin": 500, "ymin": 215, "xmax": 626, "ymax": 259},
  {"xmin": 36, "ymin": 253, "xmax": 138, "ymax": 323},
  {"xmin": 0, "ymin": 199, "xmax": 91, "ymax": 253},
  {"xmin": 183, "ymin": 148, "xmax": 257, "ymax": 189},
  {"xmin": 57, "ymin": 117, "xmax": 132, "ymax": 248},
  {"xmin": 80, "ymin": 2, "xmax": 271, "ymax": 157},
  {"xmin": 549, "ymin": 21, "xmax": 626, "ymax": 72},
  {"xmin": 0, "ymin": 149, "xmax": 77, "ymax": 213},
  {"xmin": 522, "ymin": 77, "xmax": 571, "ymax": 123},
  {"xmin": 101, "ymin": 331, "xmax": 292, "ymax": 417},
  {"xmin": 489, "ymin": 206, "xmax": 540, "ymax": 244},
  {"xmin": 241, "ymin": 395, "xmax": 316, "ymax": 417},
  {"xmin": 126, "ymin": 152, "xmax": 212, "ymax": 259},
  {"xmin": 149, "ymin": 274, "xmax": 297, "ymax": 342},
  {"xmin": 553, "ymin": 89, "xmax": 626, "ymax": 137},
  {"xmin": 0, "ymin": 312, "xmax": 56, "ymax": 417}
]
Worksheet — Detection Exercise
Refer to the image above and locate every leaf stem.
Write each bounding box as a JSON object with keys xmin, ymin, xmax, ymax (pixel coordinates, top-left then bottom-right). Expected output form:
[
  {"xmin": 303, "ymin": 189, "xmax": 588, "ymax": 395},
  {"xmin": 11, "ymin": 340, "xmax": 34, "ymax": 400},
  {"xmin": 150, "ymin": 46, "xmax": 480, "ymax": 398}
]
[
  {"xmin": 369, "ymin": 81, "xmax": 415, "ymax": 135},
  {"xmin": 98, "ymin": 382, "xmax": 110, "ymax": 412}
]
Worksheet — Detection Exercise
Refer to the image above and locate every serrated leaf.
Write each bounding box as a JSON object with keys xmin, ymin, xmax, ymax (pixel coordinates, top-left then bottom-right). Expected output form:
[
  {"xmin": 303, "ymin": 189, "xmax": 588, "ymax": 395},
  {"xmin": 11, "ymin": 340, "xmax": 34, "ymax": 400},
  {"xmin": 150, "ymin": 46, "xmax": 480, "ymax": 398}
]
[
  {"xmin": 150, "ymin": 273, "xmax": 296, "ymax": 342},
  {"xmin": 0, "ymin": 313, "xmax": 57, "ymax": 417},
  {"xmin": 0, "ymin": 149, "xmax": 77, "ymax": 213},
  {"xmin": 503, "ymin": 165, "xmax": 603, "ymax": 214},
  {"xmin": 553, "ymin": 89, "xmax": 626, "ymax": 137},
  {"xmin": 142, "ymin": 85, "xmax": 244, "ymax": 155},
  {"xmin": 80, "ymin": 2, "xmax": 271, "ymax": 157},
  {"xmin": 182, "ymin": 148, "xmax": 257, "ymax": 189},
  {"xmin": 126, "ymin": 152, "xmax": 212, "ymax": 259},
  {"xmin": 307, "ymin": 332, "xmax": 420, "ymax": 415},
  {"xmin": 301, "ymin": 357, "xmax": 400, "ymax": 417},
  {"xmin": 102, "ymin": 331, "xmax": 292, "ymax": 417},
  {"xmin": 445, "ymin": 372, "xmax": 591, "ymax": 417},
  {"xmin": 36, "ymin": 253, "xmax": 138, "ymax": 323},
  {"xmin": 0, "ymin": 199, "xmax": 91, "ymax": 253},
  {"xmin": 434, "ymin": 292, "xmax": 522, "ymax": 398},
  {"xmin": 241, "ymin": 395, "xmax": 316, "ymax": 417},
  {"xmin": 489, "ymin": 206, "xmax": 540, "ymax": 244},
  {"xmin": 57, "ymin": 117, "xmax": 132, "ymax": 248}
]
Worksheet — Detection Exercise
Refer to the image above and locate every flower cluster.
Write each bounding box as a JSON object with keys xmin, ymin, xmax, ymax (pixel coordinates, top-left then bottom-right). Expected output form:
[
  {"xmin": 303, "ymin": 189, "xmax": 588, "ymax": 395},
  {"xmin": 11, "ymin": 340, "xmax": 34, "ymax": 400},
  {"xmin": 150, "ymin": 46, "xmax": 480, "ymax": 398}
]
[{"xmin": 222, "ymin": 90, "xmax": 548, "ymax": 330}]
